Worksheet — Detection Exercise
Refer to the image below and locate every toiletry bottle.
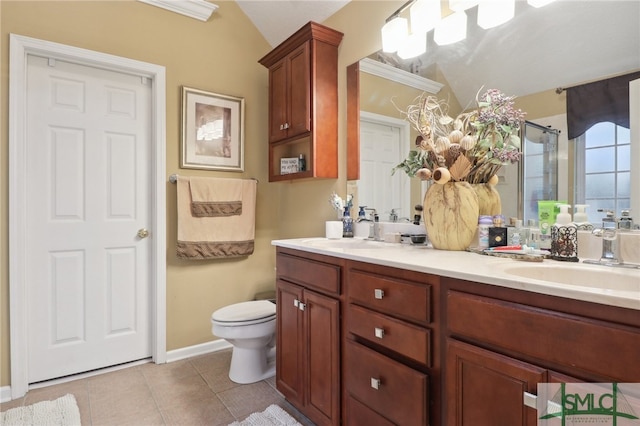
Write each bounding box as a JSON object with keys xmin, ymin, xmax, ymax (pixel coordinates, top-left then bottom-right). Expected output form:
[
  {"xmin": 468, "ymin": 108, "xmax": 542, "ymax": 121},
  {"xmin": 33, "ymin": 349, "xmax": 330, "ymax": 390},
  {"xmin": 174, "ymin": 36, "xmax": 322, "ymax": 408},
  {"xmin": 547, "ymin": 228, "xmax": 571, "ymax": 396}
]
[
  {"xmin": 413, "ymin": 204, "xmax": 423, "ymax": 225},
  {"xmin": 478, "ymin": 215, "xmax": 492, "ymax": 249},
  {"xmin": 342, "ymin": 206, "xmax": 353, "ymax": 238},
  {"xmin": 489, "ymin": 215, "xmax": 507, "ymax": 247},
  {"xmin": 527, "ymin": 219, "xmax": 540, "ymax": 249},
  {"xmin": 573, "ymin": 204, "xmax": 593, "ymax": 231},
  {"xmin": 551, "ymin": 204, "xmax": 578, "ymax": 262},
  {"xmin": 298, "ymin": 154, "xmax": 306, "ymax": 172},
  {"xmin": 509, "ymin": 220, "xmax": 527, "ymax": 246}
]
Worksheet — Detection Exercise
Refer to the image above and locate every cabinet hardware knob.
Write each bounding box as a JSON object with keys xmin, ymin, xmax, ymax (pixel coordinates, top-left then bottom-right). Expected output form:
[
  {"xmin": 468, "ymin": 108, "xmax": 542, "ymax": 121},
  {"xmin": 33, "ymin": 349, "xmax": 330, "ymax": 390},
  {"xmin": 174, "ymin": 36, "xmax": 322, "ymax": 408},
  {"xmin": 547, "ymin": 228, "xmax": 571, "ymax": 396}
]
[
  {"xmin": 374, "ymin": 327, "xmax": 385, "ymax": 339},
  {"xmin": 298, "ymin": 302, "xmax": 306, "ymax": 311},
  {"xmin": 523, "ymin": 392, "xmax": 537, "ymax": 409},
  {"xmin": 293, "ymin": 299, "xmax": 299, "ymax": 307},
  {"xmin": 283, "ymin": 122, "xmax": 290, "ymax": 129},
  {"xmin": 374, "ymin": 289, "xmax": 384, "ymax": 299},
  {"xmin": 370, "ymin": 378, "xmax": 381, "ymax": 390}
]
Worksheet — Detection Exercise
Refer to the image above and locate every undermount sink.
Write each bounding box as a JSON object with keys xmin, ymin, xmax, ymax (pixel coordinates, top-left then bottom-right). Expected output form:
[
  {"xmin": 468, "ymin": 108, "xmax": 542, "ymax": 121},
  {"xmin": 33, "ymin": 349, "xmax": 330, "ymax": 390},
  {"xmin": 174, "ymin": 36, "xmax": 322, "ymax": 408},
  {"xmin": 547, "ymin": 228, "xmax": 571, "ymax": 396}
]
[
  {"xmin": 303, "ymin": 238, "xmax": 386, "ymax": 250},
  {"xmin": 502, "ymin": 264, "xmax": 640, "ymax": 292}
]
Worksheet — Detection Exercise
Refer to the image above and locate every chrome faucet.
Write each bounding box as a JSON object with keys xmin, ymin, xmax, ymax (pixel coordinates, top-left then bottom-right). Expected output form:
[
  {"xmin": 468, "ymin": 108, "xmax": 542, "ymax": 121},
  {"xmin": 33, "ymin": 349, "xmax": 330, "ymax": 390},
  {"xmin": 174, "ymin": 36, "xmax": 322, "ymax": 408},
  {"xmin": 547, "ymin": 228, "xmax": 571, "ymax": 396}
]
[
  {"xmin": 363, "ymin": 208, "xmax": 382, "ymax": 240},
  {"xmin": 583, "ymin": 213, "xmax": 640, "ymax": 269},
  {"xmin": 594, "ymin": 227, "xmax": 619, "ymax": 264},
  {"xmin": 389, "ymin": 209, "xmax": 399, "ymax": 223}
]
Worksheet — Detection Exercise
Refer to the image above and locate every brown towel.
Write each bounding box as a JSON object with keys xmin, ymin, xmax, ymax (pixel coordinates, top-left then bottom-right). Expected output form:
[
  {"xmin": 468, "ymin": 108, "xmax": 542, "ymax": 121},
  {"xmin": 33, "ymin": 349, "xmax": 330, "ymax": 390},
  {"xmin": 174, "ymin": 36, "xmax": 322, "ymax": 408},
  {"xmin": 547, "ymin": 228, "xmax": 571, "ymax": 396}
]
[
  {"xmin": 189, "ymin": 176, "xmax": 243, "ymax": 217},
  {"xmin": 176, "ymin": 176, "xmax": 257, "ymax": 259}
]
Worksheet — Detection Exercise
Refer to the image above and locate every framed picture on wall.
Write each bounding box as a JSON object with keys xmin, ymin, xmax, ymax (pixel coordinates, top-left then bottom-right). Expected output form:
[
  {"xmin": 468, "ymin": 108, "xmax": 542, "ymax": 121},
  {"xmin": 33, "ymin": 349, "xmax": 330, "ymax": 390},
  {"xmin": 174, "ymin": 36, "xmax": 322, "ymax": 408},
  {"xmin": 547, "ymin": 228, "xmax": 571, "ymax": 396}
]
[{"xmin": 181, "ymin": 86, "xmax": 245, "ymax": 171}]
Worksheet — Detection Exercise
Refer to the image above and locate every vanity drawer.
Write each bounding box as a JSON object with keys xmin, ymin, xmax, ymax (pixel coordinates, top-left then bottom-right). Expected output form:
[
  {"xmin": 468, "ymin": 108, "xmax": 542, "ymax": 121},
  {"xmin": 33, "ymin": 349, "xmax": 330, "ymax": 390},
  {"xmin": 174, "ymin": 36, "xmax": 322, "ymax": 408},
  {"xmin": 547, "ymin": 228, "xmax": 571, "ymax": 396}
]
[
  {"xmin": 345, "ymin": 340, "xmax": 428, "ymax": 426},
  {"xmin": 346, "ymin": 394, "xmax": 395, "ymax": 426},
  {"xmin": 348, "ymin": 304, "xmax": 431, "ymax": 366},
  {"xmin": 276, "ymin": 252, "xmax": 340, "ymax": 295},
  {"xmin": 348, "ymin": 269, "xmax": 431, "ymax": 324}
]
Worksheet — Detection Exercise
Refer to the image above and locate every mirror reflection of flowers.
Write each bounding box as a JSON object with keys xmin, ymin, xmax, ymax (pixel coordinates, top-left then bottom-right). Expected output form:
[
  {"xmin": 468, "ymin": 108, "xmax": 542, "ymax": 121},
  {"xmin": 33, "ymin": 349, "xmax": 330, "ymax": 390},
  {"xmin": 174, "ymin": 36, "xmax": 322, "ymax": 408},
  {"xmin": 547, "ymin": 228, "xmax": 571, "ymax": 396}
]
[
  {"xmin": 393, "ymin": 88, "xmax": 526, "ymax": 184},
  {"xmin": 329, "ymin": 192, "xmax": 353, "ymax": 218}
]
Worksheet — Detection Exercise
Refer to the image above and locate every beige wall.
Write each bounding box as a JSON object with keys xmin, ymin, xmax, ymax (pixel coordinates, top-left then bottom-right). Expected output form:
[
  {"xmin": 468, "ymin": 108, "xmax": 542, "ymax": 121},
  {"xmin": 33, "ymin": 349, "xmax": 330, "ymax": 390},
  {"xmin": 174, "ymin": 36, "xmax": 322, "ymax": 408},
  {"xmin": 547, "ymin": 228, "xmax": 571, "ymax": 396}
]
[{"xmin": 0, "ymin": 0, "xmax": 403, "ymax": 388}]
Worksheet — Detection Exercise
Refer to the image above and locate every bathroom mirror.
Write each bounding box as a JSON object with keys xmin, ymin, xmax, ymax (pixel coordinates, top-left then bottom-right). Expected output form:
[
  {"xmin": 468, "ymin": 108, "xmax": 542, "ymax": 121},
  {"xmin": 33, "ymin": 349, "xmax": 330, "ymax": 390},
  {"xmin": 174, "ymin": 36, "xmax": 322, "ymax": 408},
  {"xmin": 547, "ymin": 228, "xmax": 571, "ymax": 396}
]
[{"xmin": 348, "ymin": 0, "xmax": 640, "ymax": 222}]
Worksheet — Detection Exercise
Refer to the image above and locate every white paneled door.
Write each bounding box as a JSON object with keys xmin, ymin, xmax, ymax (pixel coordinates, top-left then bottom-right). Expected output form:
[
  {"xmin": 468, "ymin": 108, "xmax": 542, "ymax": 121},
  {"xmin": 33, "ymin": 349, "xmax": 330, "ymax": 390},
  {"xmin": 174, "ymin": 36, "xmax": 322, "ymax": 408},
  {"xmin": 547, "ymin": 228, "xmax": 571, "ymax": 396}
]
[
  {"xmin": 25, "ymin": 55, "xmax": 152, "ymax": 383},
  {"xmin": 359, "ymin": 115, "xmax": 410, "ymax": 221}
]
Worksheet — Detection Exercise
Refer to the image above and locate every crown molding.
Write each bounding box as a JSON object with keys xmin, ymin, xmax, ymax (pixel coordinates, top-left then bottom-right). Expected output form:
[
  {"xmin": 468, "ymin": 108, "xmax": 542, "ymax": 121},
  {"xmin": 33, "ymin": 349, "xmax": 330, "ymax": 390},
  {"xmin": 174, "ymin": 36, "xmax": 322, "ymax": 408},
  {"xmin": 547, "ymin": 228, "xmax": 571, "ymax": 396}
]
[
  {"xmin": 359, "ymin": 57, "xmax": 443, "ymax": 94},
  {"xmin": 138, "ymin": 0, "xmax": 218, "ymax": 22}
]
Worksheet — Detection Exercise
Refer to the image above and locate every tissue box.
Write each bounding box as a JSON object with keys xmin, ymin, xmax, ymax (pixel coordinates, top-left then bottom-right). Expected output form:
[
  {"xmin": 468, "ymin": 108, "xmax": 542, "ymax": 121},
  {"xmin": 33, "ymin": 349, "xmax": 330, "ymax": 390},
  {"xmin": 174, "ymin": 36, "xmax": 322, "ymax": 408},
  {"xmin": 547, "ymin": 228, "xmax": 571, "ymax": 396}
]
[{"xmin": 280, "ymin": 157, "xmax": 299, "ymax": 175}]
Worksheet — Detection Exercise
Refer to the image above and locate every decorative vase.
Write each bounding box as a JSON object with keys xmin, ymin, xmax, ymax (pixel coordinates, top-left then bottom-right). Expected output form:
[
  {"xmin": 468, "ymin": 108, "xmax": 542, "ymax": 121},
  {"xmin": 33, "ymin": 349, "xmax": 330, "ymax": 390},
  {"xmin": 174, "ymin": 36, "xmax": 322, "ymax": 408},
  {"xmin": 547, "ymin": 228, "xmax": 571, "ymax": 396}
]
[
  {"xmin": 471, "ymin": 183, "xmax": 502, "ymax": 216},
  {"xmin": 423, "ymin": 181, "xmax": 479, "ymax": 251}
]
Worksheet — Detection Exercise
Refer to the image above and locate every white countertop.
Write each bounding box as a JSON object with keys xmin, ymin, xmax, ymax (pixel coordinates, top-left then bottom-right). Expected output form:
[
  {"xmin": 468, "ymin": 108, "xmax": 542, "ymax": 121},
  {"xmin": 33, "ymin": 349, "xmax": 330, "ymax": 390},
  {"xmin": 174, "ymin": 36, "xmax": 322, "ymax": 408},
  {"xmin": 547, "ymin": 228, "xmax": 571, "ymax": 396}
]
[{"xmin": 272, "ymin": 237, "xmax": 640, "ymax": 311}]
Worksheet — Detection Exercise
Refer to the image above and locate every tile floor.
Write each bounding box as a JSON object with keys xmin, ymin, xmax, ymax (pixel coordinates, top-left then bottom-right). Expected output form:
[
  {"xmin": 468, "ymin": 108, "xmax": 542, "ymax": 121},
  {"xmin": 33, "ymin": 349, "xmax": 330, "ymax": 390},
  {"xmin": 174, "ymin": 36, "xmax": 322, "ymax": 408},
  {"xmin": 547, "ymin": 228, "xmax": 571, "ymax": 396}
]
[{"xmin": 0, "ymin": 349, "xmax": 314, "ymax": 425}]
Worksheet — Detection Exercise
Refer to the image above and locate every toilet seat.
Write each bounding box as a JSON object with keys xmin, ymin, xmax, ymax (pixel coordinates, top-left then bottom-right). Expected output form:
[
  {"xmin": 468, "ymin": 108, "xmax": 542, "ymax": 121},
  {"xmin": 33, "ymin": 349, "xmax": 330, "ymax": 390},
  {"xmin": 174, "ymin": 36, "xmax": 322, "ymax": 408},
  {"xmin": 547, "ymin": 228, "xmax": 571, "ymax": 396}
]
[{"xmin": 211, "ymin": 300, "xmax": 276, "ymax": 327}]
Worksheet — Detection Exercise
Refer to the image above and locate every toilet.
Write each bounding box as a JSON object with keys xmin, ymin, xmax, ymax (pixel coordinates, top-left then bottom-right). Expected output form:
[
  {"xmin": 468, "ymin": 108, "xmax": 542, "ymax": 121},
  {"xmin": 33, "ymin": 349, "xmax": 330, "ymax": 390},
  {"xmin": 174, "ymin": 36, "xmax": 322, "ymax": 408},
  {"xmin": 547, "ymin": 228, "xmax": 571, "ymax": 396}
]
[{"xmin": 211, "ymin": 300, "xmax": 276, "ymax": 384}]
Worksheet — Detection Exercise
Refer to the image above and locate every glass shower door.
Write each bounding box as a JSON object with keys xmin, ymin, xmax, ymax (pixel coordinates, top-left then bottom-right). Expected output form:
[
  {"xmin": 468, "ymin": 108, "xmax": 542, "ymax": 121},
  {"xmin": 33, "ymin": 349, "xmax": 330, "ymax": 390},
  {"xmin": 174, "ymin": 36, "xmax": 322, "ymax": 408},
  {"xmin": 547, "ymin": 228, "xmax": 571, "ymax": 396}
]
[{"xmin": 519, "ymin": 121, "xmax": 560, "ymax": 224}]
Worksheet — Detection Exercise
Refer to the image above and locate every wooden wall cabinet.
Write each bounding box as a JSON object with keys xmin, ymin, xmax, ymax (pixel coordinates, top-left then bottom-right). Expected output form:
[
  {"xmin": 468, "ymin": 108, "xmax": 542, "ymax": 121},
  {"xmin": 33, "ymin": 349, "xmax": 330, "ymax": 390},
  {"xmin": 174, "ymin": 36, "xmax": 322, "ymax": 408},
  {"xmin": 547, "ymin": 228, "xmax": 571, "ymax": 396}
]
[
  {"xmin": 275, "ymin": 249, "xmax": 342, "ymax": 426},
  {"xmin": 259, "ymin": 22, "xmax": 343, "ymax": 182}
]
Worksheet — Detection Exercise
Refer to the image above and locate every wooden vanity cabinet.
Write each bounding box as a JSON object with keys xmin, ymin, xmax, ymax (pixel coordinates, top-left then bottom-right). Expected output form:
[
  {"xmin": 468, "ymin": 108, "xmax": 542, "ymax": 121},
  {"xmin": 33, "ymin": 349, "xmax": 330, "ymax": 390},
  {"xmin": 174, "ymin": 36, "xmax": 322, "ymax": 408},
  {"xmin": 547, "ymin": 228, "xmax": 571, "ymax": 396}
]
[
  {"xmin": 259, "ymin": 22, "xmax": 343, "ymax": 182},
  {"xmin": 275, "ymin": 248, "xmax": 343, "ymax": 426},
  {"xmin": 344, "ymin": 262, "xmax": 440, "ymax": 426},
  {"xmin": 275, "ymin": 247, "xmax": 640, "ymax": 425},
  {"xmin": 442, "ymin": 277, "xmax": 640, "ymax": 426}
]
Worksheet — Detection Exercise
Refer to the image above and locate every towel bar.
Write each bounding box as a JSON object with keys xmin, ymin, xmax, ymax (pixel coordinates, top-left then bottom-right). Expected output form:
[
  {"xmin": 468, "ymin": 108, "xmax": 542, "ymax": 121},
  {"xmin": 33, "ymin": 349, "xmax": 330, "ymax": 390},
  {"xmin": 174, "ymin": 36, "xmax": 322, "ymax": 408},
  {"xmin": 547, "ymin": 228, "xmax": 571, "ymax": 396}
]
[{"xmin": 169, "ymin": 174, "xmax": 258, "ymax": 183}]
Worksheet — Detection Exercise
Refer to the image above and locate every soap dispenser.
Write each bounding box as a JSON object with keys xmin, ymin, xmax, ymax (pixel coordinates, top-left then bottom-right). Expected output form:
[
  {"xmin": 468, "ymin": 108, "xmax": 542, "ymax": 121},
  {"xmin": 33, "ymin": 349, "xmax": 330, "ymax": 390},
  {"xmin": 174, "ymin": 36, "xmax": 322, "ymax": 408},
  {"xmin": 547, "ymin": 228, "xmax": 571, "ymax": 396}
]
[
  {"xmin": 573, "ymin": 204, "xmax": 593, "ymax": 231},
  {"xmin": 551, "ymin": 204, "xmax": 578, "ymax": 262},
  {"xmin": 342, "ymin": 206, "xmax": 353, "ymax": 238}
]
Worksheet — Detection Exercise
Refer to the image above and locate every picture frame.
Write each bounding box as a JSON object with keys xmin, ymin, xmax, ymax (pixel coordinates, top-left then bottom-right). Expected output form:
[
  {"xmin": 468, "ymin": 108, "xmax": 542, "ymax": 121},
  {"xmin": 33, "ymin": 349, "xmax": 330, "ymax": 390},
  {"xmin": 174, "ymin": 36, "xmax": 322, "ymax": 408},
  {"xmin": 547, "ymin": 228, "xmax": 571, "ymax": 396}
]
[{"xmin": 181, "ymin": 86, "xmax": 245, "ymax": 171}]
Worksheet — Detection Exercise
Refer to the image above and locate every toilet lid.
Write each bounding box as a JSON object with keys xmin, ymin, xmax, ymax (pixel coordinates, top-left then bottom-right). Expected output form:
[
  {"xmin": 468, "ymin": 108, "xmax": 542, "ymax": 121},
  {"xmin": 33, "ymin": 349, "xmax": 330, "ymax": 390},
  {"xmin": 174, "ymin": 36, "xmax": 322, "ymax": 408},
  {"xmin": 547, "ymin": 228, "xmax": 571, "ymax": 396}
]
[{"xmin": 211, "ymin": 300, "xmax": 276, "ymax": 323}]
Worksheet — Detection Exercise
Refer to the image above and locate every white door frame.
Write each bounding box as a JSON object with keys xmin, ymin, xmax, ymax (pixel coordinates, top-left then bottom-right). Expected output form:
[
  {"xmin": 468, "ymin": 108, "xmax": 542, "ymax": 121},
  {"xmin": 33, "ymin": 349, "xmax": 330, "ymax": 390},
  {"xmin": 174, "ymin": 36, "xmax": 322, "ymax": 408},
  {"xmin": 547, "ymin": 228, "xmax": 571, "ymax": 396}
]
[{"xmin": 9, "ymin": 34, "xmax": 167, "ymax": 399}]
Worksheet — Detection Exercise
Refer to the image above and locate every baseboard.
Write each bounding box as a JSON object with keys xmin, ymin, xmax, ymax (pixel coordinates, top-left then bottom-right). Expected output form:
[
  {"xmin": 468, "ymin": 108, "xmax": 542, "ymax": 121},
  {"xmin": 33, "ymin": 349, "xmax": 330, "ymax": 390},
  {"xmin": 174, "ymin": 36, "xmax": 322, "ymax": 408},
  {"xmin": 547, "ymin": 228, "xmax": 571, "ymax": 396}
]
[
  {"xmin": 0, "ymin": 340, "xmax": 232, "ymax": 402},
  {"xmin": 165, "ymin": 339, "xmax": 232, "ymax": 363},
  {"xmin": 1, "ymin": 386, "xmax": 12, "ymax": 403}
]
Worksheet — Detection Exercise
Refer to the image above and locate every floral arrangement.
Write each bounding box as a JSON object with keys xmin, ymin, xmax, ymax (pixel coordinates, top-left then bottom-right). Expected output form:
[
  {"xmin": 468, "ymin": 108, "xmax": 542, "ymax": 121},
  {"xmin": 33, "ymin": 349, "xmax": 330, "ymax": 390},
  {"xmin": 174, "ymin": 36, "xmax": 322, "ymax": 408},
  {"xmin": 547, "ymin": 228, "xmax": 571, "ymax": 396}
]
[
  {"xmin": 329, "ymin": 192, "xmax": 353, "ymax": 216},
  {"xmin": 393, "ymin": 88, "xmax": 526, "ymax": 184}
]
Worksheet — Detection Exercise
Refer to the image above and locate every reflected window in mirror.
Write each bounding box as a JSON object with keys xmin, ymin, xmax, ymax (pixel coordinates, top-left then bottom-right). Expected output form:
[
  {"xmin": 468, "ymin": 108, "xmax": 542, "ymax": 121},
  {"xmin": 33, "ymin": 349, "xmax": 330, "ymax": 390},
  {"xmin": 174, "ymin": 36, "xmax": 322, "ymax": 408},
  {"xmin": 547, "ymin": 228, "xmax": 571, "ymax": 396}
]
[{"xmin": 574, "ymin": 122, "xmax": 631, "ymax": 224}]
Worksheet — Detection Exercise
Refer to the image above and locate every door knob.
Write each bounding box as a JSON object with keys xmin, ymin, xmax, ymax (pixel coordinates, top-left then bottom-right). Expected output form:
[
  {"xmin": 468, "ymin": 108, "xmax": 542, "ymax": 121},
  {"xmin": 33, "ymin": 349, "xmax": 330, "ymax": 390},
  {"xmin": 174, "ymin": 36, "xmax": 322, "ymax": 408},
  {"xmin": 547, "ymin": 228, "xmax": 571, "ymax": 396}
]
[{"xmin": 137, "ymin": 228, "xmax": 150, "ymax": 239}]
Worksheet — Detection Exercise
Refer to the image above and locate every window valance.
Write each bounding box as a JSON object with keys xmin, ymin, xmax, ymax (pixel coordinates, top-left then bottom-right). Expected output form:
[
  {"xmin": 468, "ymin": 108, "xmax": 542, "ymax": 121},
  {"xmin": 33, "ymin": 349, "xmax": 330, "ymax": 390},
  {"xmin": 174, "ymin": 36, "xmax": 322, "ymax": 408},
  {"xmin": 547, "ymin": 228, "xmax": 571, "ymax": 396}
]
[{"xmin": 566, "ymin": 71, "xmax": 640, "ymax": 140}]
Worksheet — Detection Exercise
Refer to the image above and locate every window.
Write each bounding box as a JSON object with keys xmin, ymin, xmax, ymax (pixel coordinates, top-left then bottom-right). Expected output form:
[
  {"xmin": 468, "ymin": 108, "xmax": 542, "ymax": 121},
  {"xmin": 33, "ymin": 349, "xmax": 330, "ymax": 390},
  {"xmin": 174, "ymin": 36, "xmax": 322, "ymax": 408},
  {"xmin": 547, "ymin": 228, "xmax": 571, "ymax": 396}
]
[{"xmin": 574, "ymin": 122, "xmax": 630, "ymax": 224}]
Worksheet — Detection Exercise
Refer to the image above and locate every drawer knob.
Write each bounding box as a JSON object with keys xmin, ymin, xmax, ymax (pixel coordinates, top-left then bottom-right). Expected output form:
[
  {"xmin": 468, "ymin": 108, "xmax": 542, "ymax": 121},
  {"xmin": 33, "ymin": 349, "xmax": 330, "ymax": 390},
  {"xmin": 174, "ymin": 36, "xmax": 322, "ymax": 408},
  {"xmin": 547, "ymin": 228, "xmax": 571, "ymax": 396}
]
[
  {"xmin": 374, "ymin": 289, "xmax": 384, "ymax": 299},
  {"xmin": 371, "ymin": 378, "xmax": 381, "ymax": 390},
  {"xmin": 374, "ymin": 327, "xmax": 385, "ymax": 339}
]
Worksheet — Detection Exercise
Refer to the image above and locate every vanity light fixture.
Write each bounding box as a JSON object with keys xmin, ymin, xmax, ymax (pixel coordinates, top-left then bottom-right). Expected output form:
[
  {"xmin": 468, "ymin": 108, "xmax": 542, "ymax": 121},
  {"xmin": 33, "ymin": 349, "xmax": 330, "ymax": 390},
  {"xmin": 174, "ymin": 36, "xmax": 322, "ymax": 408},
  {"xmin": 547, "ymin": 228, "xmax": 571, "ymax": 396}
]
[
  {"xmin": 477, "ymin": 0, "xmax": 515, "ymax": 29},
  {"xmin": 382, "ymin": 0, "xmax": 555, "ymax": 58},
  {"xmin": 448, "ymin": 0, "xmax": 479, "ymax": 12},
  {"xmin": 398, "ymin": 32, "xmax": 427, "ymax": 59},
  {"xmin": 409, "ymin": 0, "xmax": 441, "ymax": 34},
  {"xmin": 434, "ymin": 10, "xmax": 467, "ymax": 45},
  {"xmin": 527, "ymin": 0, "xmax": 556, "ymax": 7},
  {"xmin": 381, "ymin": 15, "xmax": 409, "ymax": 53}
]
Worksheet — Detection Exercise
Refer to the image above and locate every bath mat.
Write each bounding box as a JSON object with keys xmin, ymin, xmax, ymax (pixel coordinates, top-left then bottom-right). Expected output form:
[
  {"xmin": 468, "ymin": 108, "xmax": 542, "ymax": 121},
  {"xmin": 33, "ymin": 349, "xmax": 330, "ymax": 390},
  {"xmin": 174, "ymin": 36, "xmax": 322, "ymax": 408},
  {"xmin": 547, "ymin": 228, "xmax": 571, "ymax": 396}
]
[
  {"xmin": 0, "ymin": 394, "xmax": 81, "ymax": 426},
  {"xmin": 229, "ymin": 404, "xmax": 302, "ymax": 426}
]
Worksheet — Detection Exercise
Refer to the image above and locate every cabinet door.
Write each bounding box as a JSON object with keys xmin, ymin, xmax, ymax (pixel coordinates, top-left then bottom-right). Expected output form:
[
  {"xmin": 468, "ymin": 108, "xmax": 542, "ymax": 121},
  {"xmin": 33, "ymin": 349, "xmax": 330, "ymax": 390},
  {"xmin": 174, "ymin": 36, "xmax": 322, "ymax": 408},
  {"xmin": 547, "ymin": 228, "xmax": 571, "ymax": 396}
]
[
  {"xmin": 446, "ymin": 339, "xmax": 545, "ymax": 426},
  {"xmin": 268, "ymin": 58, "xmax": 288, "ymax": 143},
  {"xmin": 287, "ymin": 42, "xmax": 310, "ymax": 138},
  {"xmin": 276, "ymin": 279, "xmax": 304, "ymax": 407},
  {"xmin": 304, "ymin": 289, "xmax": 340, "ymax": 426}
]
